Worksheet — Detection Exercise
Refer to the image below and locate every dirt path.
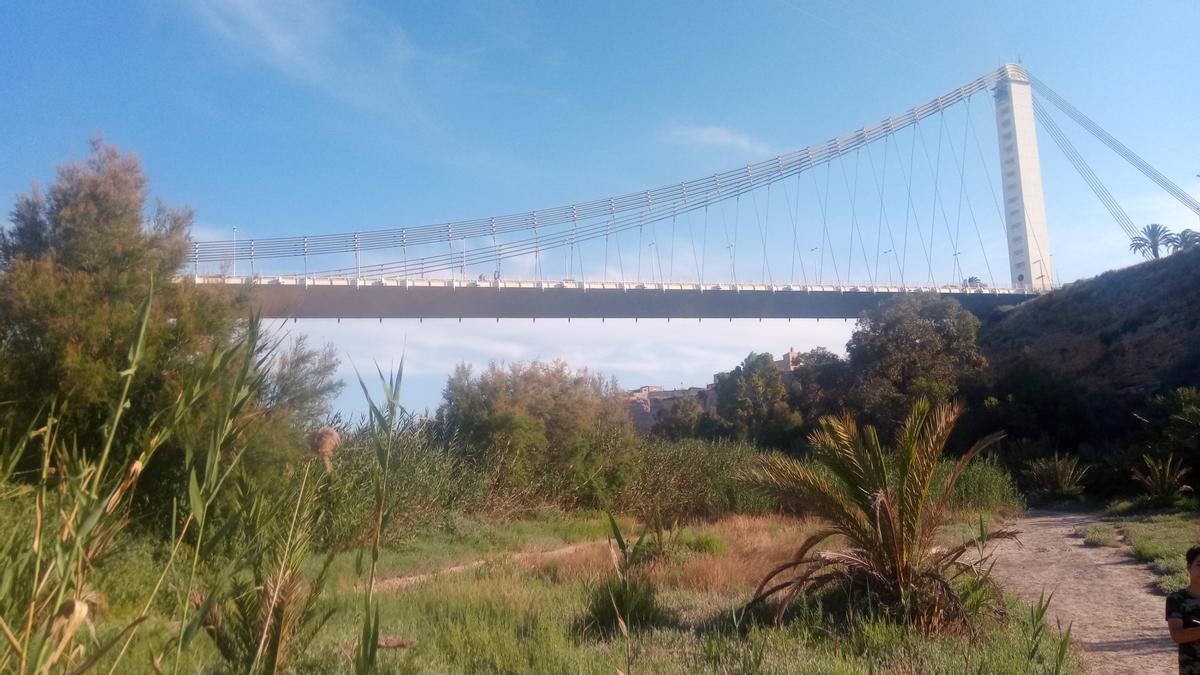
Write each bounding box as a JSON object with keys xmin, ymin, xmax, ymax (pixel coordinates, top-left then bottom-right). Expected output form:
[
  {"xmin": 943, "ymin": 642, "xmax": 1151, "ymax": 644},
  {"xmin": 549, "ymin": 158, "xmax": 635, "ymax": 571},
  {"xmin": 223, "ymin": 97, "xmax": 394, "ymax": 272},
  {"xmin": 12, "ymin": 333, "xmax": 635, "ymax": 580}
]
[
  {"xmin": 370, "ymin": 539, "xmax": 605, "ymax": 592},
  {"xmin": 989, "ymin": 510, "xmax": 1175, "ymax": 674}
]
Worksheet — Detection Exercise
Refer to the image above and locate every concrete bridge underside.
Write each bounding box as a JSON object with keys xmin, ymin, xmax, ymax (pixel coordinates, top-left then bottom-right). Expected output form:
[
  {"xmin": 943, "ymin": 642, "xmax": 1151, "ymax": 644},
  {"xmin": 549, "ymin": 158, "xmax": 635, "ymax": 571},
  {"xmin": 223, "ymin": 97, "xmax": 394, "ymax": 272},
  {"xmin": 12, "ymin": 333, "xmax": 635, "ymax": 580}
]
[{"xmin": 193, "ymin": 279, "xmax": 1037, "ymax": 320}]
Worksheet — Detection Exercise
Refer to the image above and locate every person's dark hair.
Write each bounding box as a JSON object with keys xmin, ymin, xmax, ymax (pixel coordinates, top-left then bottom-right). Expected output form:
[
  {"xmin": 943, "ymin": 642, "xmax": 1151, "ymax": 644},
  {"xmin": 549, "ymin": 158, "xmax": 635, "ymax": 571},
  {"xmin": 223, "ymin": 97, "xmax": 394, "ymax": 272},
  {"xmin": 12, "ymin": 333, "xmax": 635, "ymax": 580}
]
[{"xmin": 1187, "ymin": 545, "xmax": 1200, "ymax": 568}]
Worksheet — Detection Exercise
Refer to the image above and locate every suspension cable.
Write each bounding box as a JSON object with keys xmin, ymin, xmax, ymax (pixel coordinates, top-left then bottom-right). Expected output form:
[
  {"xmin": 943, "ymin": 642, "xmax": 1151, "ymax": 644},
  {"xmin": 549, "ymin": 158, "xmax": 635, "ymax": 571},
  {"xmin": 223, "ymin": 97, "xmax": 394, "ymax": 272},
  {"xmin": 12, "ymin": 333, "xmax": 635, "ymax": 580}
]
[
  {"xmin": 1033, "ymin": 100, "xmax": 1139, "ymax": 241},
  {"xmin": 1029, "ymin": 75, "xmax": 1200, "ymax": 217}
]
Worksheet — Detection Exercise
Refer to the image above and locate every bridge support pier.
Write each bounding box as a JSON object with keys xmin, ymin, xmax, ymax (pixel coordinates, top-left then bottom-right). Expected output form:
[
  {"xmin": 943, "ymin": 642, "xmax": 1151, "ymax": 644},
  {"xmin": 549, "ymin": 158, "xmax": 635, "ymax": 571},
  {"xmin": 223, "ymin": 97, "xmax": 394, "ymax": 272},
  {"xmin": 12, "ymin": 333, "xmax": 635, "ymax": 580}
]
[{"xmin": 995, "ymin": 64, "xmax": 1054, "ymax": 291}]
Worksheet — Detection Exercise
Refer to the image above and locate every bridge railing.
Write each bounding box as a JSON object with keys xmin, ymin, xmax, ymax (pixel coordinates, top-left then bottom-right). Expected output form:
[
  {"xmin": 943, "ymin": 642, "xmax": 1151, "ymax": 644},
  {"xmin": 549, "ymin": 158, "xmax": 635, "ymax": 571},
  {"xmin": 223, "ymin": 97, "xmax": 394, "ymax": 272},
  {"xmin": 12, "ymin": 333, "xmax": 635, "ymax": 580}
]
[{"xmin": 182, "ymin": 275, "xmax": 1038, "ymax": 296}]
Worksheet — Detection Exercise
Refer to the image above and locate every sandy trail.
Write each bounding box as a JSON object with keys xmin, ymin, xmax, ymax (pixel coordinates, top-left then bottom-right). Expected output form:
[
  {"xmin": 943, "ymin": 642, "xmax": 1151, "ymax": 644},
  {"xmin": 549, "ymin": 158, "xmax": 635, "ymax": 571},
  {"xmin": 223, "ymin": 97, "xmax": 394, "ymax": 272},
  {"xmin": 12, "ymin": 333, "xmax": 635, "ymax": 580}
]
[
  {"xmin": 988, "ymin": 510, "xmax": 1175, "ymax": 675},
  {"xmin": 370, "ymin": 539, "xmax": 606, "ymax": 592}
]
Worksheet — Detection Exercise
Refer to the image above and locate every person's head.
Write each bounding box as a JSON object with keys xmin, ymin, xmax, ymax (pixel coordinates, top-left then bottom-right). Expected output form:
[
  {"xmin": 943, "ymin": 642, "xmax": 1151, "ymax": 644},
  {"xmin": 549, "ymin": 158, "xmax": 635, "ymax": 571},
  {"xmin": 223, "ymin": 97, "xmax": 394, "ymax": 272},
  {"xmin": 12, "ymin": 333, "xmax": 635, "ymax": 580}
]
[{"xmin": 1187, "ymin": 545, "xmax": 1200, "ymax": 584}]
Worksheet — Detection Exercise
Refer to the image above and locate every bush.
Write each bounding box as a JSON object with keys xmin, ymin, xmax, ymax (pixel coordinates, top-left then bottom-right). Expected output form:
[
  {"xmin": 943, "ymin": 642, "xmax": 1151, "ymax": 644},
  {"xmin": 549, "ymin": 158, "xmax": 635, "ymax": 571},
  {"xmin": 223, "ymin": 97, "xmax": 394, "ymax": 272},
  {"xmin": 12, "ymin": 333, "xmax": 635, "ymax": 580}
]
[
  {"xmin": 436, "ymin": 360, "xmax": 637, "ymax": 508},
  {"xmin": 317, "ymin": 422, "xmax": 483, "ymax": 550},
  {"xmin": 1076, "ymin": 523, "xmax": 1121, "ymax": 547},
  {"xmin": 743, "ymin": 400, "xmax": 1014, "ymax": 629},
  {"xmin": 1021, "ymin": 453, "xmax": 1089, "ymax": 504},
  {"xmin": 581, "ymin": 575, "xmax": 671, "ymax": 637},
  {"xmin": 1131, "ymin": 453, "xmax": 1193, "ymax": 505},
  {"xmin": 676, "ymin": 530, "xmax": 729, "ymax": 556},
  {"xmin": 944, "ymin": 455, "xmax": 1025, "ymax": 515},
  {"xmin": 580, "ymin": 514, "xmax": 672, "ymax": 637},
  {"xmin": 202, "ymin": 464, "xmax": 333, "ymax": 675},
  {"xmin": 93, "ymin": 535, "xmax": 173, "ymax": 617},
  {"xmin": 0, "ymin": 304, "xmax": 268, "ymax": 673},
  {"xmin": 617, "ymin": 438, "xmax": 773, "ymax": 528}
]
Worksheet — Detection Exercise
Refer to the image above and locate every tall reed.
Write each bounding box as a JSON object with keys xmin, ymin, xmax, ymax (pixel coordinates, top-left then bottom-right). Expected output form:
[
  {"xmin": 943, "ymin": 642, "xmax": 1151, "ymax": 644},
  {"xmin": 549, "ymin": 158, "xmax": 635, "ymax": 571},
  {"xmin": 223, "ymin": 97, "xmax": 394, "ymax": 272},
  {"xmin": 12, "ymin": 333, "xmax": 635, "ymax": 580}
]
[
  {"xmin": 0, "ymin": 291, "xmax": 267, "ymax": 674},
  {"xmin": 352, "ymin": 362, "xmax": 413, "ymax": 673}
]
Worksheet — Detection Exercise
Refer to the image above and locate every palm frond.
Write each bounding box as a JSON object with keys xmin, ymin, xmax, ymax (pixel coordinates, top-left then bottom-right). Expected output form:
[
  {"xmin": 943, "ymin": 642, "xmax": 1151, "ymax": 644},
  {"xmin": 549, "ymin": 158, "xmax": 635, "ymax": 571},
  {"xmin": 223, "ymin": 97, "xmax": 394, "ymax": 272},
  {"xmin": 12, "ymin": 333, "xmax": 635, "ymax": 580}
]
[{"xmin": 743, "ymin": 399, "xmax": 1015, "ymax": 631}]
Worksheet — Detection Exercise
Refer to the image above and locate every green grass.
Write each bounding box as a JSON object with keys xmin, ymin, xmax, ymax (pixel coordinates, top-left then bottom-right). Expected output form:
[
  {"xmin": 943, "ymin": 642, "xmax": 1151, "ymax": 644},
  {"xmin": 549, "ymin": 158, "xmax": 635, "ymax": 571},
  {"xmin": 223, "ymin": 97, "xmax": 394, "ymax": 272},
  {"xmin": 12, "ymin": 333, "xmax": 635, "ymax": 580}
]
[
  {"xmin": 298, "ymin": 563, "xmax": 1082, "ymax": 675},
  {"xmin": 1076, "ymin": 522, "xmax": 1122, "ymax": 547},
  {"xmin": 315, "ymin": 509, "xmax": 618, "ymax": 582},
  {"xmin": 82, "ymin": 511, "xmax": 1082, "ymax": 674},
  {"xmin": 1106, "ymin": 494, "xmax": 1200, "ymax": 517},
  {"xmin": 1116, "ymin": 513, "xmax": 1200, "ymax": 593},
  {"xmin": 1097, "ymin": 504, "xmax": 1200, "ymax": 594},
  {"xmin": 675, "ymin": 529, "xmax": 728, "ymax": 556}
]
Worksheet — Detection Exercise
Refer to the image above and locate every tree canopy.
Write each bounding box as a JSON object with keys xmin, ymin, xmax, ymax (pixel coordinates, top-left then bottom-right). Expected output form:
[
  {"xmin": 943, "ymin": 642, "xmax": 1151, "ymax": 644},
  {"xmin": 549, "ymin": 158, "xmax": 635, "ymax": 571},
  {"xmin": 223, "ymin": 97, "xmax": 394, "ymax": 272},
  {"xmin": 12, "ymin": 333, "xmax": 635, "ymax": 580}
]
[
  {"xmin": 846, "ymin": 293, "xmax": 985, "ymax": 426},
  {"xmin": 0, "ymin": 139, "xmax": 343, "ymax": 512},
  {"xmin": 0, "ymin": 139, "xmax": 242, "ymax": 441},
  {"xmin": 714, "ymin": 352, "xmax": 803, "ymax": 449},
  {"xmin": 437, "ymin": 360, "xmax": 636, "ymax": 506}
]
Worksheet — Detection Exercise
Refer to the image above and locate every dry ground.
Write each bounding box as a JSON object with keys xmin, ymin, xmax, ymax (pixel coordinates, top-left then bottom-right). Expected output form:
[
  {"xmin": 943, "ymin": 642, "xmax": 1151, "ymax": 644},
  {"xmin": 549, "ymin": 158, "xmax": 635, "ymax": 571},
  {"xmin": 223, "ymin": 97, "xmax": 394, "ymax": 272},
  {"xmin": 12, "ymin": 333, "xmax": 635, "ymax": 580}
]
[
  {"xmin": 989, "ymin": 510, "xmax": 1177, "ymax": 675},
  {"xmin": 372, "ymin": 514, "xmax": 818, "ymax": 595}
]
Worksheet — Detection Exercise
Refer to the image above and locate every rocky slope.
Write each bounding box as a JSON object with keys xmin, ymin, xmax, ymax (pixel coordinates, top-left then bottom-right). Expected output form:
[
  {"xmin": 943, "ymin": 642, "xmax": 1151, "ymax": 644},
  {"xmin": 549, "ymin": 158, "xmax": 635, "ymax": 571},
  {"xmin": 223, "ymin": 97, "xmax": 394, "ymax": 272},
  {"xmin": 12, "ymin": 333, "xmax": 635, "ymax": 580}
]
[{"xmin": 979, "ymin": 246, "xmax": 1200, "ymax": 400}]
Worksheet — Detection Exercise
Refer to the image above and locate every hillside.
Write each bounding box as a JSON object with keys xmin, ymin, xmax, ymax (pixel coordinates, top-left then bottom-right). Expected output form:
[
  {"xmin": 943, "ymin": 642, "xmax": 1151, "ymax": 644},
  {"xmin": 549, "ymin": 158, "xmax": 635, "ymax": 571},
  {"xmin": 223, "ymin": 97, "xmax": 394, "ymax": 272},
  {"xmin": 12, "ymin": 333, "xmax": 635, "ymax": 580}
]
[{"xmin": 979, "ymin": 245, "xmax": 1200, "ymax": 400}]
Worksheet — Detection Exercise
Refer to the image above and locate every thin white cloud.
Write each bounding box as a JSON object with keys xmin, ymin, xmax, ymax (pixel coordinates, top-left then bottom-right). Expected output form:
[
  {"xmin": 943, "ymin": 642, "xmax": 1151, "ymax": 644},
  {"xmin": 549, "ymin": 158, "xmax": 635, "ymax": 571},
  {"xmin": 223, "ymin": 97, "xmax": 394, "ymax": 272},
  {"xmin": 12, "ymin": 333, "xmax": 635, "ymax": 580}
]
[
  {"xmin": 186, "ymin": 0, "xmax": 417, "ymax": 110},
  {"xmin": 662, "ymin": 124, "xmax": 776, "ymax": 158}
]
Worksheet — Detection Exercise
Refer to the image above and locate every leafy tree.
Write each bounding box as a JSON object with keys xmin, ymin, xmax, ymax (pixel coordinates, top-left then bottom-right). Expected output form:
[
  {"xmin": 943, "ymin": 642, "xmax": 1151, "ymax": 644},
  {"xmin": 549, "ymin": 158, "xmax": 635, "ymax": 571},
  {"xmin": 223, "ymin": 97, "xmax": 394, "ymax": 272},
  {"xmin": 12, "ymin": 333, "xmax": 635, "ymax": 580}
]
[
  {"xmin": 1146, "ymin": 387, "xmax": 1200, "ymax": 467},
  {"xmin": 846, "ymin": 294, "xmax": 985, "ymax": 426},
  {"xmin": 265, "ymin": 335, "xmax": 344, "ymax": 428},
  {"xmin": 0, "ymin": 139, "xmax": 343, "ymax": 515},
  {"xmin": 1128, "ymin": 223, "xmax": 1176, "ymax": 259},
  {"xmin": 785, "ymin": 347, "xmax": 851, "ymax": 432},
  {"xmin": 436, "ymin": 360, "xmax": 635, "ymax": 505},
  {"xmin": 715, "ymin": 352, "xmax": 803, "ymax": 449},
  {"xmin": 651, "ymin": 396, "xmax": 703, "ymax": 440},
  {"xmin": 0, "ymin": 138, "xmax": 242, "ymax": 453},
  {"xmin": 961, "ymin": 356, "xmax": 1096, "ymax": 451},
  {"xmin": 695, "ymin": 411, "xmax": 737, "ymax": 440}
]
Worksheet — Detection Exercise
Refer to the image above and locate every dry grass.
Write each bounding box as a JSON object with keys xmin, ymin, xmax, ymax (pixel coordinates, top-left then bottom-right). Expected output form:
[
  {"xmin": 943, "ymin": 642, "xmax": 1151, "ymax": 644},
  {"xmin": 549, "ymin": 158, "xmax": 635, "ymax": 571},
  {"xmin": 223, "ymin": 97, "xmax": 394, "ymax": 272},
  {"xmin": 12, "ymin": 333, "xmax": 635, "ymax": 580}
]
[
  {"xmin": 649, "ymin": 515, "xmax": 819, "ymax": 594},
  {"xmin": 525, "ymin": 542, "xmax": 612, "ymax": 583},
  {"xmin": 520, "ymin": 514, "xmax": 821, "ymax": 595}
]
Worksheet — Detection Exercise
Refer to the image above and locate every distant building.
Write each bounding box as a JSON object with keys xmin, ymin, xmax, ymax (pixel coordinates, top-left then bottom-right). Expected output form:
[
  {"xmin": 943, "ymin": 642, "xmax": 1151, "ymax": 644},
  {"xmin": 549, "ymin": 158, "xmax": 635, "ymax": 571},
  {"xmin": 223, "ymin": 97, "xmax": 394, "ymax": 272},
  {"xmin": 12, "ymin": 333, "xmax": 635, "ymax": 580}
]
[{"xmin": 626, "ymin": 347, "xmax": 803, "ymax": 433}]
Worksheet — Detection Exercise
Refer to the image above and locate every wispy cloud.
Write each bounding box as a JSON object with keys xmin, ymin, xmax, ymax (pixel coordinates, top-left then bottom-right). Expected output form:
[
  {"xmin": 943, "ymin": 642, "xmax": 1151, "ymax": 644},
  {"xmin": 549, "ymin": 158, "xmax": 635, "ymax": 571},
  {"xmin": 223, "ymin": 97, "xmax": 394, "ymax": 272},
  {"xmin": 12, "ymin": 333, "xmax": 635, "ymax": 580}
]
[
  {"xmin": 661, "ymin": 124, "xmax": 776, "ymax": 158},
  {"xmin": 294, "ymin": 317, "xmax": 855, "ymax": 414},
  {"xmin": 186, "ymin": 0, "xmax": 417, "ymax": 110}
]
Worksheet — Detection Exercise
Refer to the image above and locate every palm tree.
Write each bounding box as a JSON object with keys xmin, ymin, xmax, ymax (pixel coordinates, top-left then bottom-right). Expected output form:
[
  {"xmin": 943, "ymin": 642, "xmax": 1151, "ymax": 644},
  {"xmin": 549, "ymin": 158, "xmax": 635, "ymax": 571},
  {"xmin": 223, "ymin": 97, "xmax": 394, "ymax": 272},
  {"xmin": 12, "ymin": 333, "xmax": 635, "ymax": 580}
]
[
  {"xmin": 1129, "ymin": 223, "xmax": 1176, "ymax": 259},
  {"xmin": 1173, "ymin": 229, "xmax": 1200, "ymax": 253},
  {"xmin": 744, "ymin": 400, "xmax": 1014, "ymax": 629}
]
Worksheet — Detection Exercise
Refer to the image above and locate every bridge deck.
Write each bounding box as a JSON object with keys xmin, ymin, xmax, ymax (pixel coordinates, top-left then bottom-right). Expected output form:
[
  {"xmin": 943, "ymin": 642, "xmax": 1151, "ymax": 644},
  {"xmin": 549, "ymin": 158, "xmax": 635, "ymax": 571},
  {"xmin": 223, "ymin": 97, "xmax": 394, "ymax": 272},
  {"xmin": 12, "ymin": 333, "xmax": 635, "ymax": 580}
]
[{"xmin": 184, "ymin": 276, "xmax": 1038, "ymax": 320}]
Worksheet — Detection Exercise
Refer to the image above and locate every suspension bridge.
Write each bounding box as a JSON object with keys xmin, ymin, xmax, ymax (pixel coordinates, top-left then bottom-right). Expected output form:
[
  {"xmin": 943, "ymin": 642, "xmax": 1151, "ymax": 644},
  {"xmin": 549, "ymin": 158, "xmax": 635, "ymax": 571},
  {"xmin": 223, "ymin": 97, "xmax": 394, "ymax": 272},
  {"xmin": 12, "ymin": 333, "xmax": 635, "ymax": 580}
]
[{"xmin": 182, "ymin": 64, "xmax": 1200, "ymax": 320}]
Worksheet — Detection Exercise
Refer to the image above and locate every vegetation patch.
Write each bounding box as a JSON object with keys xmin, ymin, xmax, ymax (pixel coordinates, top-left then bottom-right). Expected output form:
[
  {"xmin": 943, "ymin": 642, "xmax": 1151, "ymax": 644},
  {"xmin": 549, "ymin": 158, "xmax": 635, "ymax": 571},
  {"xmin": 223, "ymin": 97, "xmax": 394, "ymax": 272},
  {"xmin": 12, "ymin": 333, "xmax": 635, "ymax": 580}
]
[
  {"xmin": 1075, "ymin": 523, "xmax": 1122, "ymax": 547},
  {"xmin": 743, "ymin": 400, "xmax": 1014, "ymax": 630},
  {"xmin": 1116, "ymin": 513, "xmax": 1200, "ymax": 593}
]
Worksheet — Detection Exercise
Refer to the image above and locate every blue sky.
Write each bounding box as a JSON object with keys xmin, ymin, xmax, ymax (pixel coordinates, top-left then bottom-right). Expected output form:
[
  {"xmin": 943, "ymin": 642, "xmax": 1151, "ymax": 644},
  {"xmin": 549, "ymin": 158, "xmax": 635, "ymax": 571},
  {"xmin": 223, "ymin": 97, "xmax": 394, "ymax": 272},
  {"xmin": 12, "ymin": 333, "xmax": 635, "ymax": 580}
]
[{"xmin": 2, "ymin": 1, "xmax": 1198, "ymax": 415}]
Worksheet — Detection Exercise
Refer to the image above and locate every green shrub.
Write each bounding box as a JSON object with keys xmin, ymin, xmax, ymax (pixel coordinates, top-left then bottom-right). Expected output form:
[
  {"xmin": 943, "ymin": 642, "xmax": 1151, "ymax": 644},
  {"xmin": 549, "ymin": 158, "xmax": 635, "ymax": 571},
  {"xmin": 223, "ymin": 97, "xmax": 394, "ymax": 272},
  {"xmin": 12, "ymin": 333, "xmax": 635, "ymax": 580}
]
[
  {"xmin": 93, "ymin": 535, "xmax": 173, "ymax": 617},
  {"xmin": 0, "ymin": 303, "xmax": 267, "ymax": 674},
  {"xmin": 618, "ymin": 438, "xmax": 773, "ymax": 528},
  {"xmin": 581, "ymin": 575, "xmax": 671, "ymax": 637},
  {"xmin": 945, "ymin": 455, "xmax": 1025, "ymax": 515},
  {"xmin": 202, "ymin": 464, "xmax": 334, "ymax": 675},
  {"xmin": 1106, "ymin": 494, "xmax": 1199, "ymax": 516},
  {"xmin": 1021, "ymin": 453, "xmax": 1089, "ymax": 503},
  {"xmin": 436, "ymin": 360, "xmax": 638, "ymax": 509},
  {"xmin": 580, "ymin": 513, "xmax": 672, "ymax": 637},
  {"xmin": 743, "ymin": 400, "xmax": 1014, "ymax": 629},
  {"xmin": 1131, "ymin": 453, "xmax": 1193, "ymax": 505},
  {"xmin": 317, "ymin": 426, "xmax": 483, "ymax": 550}
]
